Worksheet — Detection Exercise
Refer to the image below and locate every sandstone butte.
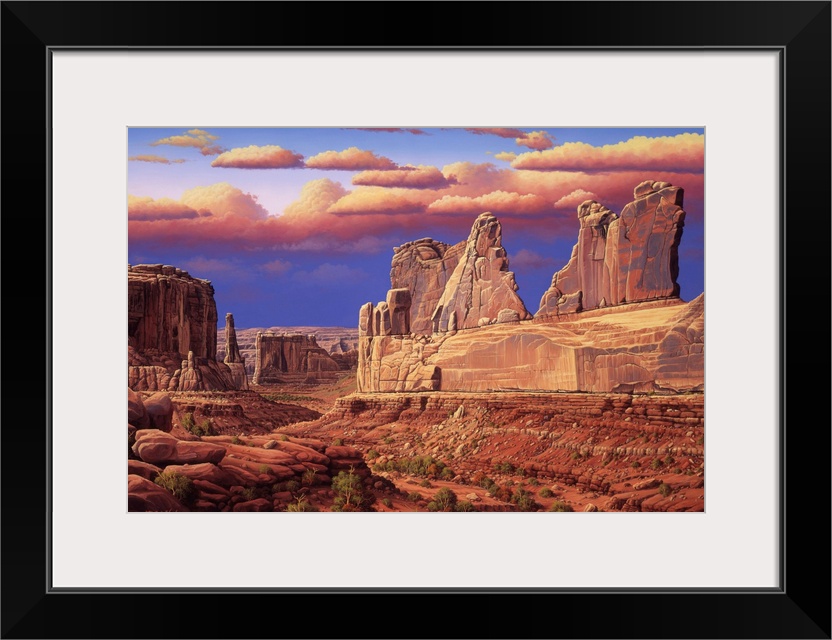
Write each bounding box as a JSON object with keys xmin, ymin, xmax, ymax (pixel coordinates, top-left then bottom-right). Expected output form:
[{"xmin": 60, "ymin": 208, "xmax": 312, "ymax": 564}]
[
  {"xmin": 128, "ymin": 264, "xmax": 246, "ymax": 392},
  {"xmin": 357, "ymin": 180, "xmax": 703, "ymax": 394},
  {"xmin": 251, "ymin": 332, "xmax": 341, "ymax": 385}
]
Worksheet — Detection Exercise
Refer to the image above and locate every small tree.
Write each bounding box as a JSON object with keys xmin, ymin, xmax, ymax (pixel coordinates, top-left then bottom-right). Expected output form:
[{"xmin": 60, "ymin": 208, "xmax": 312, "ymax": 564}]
[
  {"xmin": 332, "ymin": 467, "xmax": 365, "ymax": 511},
  {"xmin": 430, "ymin": 487, "xmax": 458, "ymax": 512}
]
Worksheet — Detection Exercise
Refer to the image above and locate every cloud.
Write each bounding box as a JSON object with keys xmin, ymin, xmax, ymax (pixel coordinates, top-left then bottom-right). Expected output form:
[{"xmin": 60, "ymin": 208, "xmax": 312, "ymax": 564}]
[
  {"xmin": 180, "ymin": 182, "xmax": 269, "ymax": 220},
  {"xmin": 510, "ymin": 248, "xmax": 557, "ymax": 271},
  {"xmin": 516, "ymin": 130, "xmax": 555, "ymax": 150},
  {"xmin": 327, "ymin": 187, "xmax": 427, "ymax": 216},
  {"xmin": 129, "ymin": 155, "xmax": 186, "ymax": 164},
  {"xmin": 150, "ymin": 129, "xmax": 223, "ymax": 155},
  {"xmin": 259, "ymin": 258, "xmax": 292, "ymax": 275},
  {"xmin": 493, "ymin": 152, "xmax": 517, "ymax": 162},
  {"xmin": 427, "ymin": 190, "xmax": 550, "ymax": 216},
  {"xmin": 294, "ymin": 263, "xmax": 369, "ymax": 286},
  {"xmin": 305, "ymin": 147, "xmax": 398, "ymax": 171},
  {"xmin": 512, "ymin": 133, "xmax": 705, "ymax": 173},
  {"xmin": 352, "ymin": 165, "xmax": 456, "ymax": 189},
  {"xmin": 352, "ymin": 128, "xmax": 429, "ymax": 135},
  {"xmin": 211, "ymin": 145, "xmax": 304, "ymax": 169},
  {"xmin": 127, "ymin": 195, "xmax": 199, "ymax": 220},
  {"xmin": 554, "ymin": 189, "xmax": 600, "ymax": 209},
  {"xmin": 200, "ymin": 145, "xmax": 226, "ymax": 156},
  {"xmin": 465, "ymin": 128, "xmax": 527, "ymax": 138}
]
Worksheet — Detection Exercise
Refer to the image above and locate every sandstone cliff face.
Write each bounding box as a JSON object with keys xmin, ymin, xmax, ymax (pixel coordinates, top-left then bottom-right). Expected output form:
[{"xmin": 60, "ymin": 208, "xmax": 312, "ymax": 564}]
[
  {"xmin": 252, "ymin": 333, "xmax": 341, "ymax": 385},
  {"xmin": 128, "ymin": 264, "xmax": 237, "ymax": 392},
  {"xmin": 538, "ymin": 181, "xmax": 686, "ymax": 316},
  {"xmin": 128, "ymin": 264, "xmax": 218, "ymax": 358}
]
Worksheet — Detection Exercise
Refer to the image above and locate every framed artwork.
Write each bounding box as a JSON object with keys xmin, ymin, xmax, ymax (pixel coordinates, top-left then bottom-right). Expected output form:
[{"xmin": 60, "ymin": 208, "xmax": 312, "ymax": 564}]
[{"xmin": 3, "ymin": 1, "xmax": 829, "ymax": 638}]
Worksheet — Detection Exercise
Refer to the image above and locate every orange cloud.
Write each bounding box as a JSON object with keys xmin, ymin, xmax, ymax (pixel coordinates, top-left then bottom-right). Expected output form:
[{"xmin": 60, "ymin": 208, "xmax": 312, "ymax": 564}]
[
  {"xmin": 512, "ymin": 133, "xmax": 704, "ymax": 173},
  {"xmin": 151, "ymin": 129, "xmax": 223, "ymax": 155},
  {"xmin": 211, "ymin": 145, "xmax": 304, "ymax": 169},
  {"xmin": 493, "ymin": 152, "xmax": 517, "ymax": 162},
  {"xmin": 352, "ymin": 165, "xmax": 456, "ymax": 189},
  {"xmin": 127, "ymin": 195, "xmax": 199, "ymax": 221},
  {"xmin": 305, "ymin": 147, "xmax": 398, "ymax": 171},
  {"xmin": 516, "ymin": 130, "xmax": 554, "ymax": 150},
  {"xmin": 327, "ymin": 187, "xmax": 427, "ymax": 216},
  {"xmin": 554, "ymin": 189, "xmax": 600, "ymax": 209},
  {"xmin": 128, "ymin": 155, "xmax": 186, "ymax": 164},
  {"xmin": 427, "ymin": 190, "xmax": 550, "ymax": 216},
  {"xmin": 179, "ymin": 182, "xmax": 269, "ymax": 220},
  {"xmin": 465, "ymin": 128, "xmax": 527, "ymax": 138}
]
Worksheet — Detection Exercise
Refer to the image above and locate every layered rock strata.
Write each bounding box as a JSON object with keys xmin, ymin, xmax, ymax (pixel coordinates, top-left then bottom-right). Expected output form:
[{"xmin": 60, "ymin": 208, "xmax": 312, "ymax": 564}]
[
  {"xmin": 252, "ymin": 333, "xmax": 341, "ymax": 385},
  {"xmin": 538, "ymin": 181, "xmax": 686, "ymax": 316},
  {"xmin": 128, "ymin": 264, "xmax": 237, "ymax": 392}
]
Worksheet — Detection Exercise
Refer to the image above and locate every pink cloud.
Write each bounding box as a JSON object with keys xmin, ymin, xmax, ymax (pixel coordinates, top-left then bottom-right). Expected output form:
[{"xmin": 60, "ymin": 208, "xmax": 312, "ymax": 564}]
[
  {"xmin": 180, "ymin": 182, "xmax": 269, "ymax": 220},
  {"xmin": 352, "ymin": 165, "xmax": 456, "ymax": 189},
  {"xmin": 516, "ymin": 130, "xmax": 555, "ymax": 150},
  {"xmin": 512, "ymin": 133, "xmax": 704, "ymax": 173},
  {"xmin": 200, "ymin": 145, "xmax": 226, "ymax": 156},
  {"xmin": 127, "ymin": 195, "xmax": 199, "ymax": 221},
  {"xmin": 211, "ymin": 145, "xmax": 304, "ymax": 169},
  {"xmin": 510, "ymin": 248, "xmax": 558, "ymax": 271},
  {"xmin": 427, "ymin": 190, "xmax": 550, "ymax": 216},
  {"xmin": 353, "ymin": 128, "xmax": 429, "ymax": 135},
  {"xmin": 327, "ymin": 187, "xmax": 427, "ymax": 216},
  {"xmin": 305, "ymin": 147, "xmax": 398, "ymax": 171},
  {"xmin": 128, "ymin": 155, "xmax": 186, "ymax": 164},
  {"xmin": 150, "ymin": 129, "xmax": 222, "ymax": 155},
  {"xmin": 465, "ymin": 128, "xmax": 527, "ymax": 139},
  {"xmin": 554, "ymin": 189, "xmax": 600, "ymax": 209},
  {"xmin": 259, "ymin": 258, "xmax": 292, "ymax": 275}
]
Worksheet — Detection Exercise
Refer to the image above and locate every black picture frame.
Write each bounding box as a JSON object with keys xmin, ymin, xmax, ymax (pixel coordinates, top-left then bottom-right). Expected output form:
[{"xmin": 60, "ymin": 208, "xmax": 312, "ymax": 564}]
[{"xmin": 2, "ymin": 2, "xmax": 829, "ymax": 638}]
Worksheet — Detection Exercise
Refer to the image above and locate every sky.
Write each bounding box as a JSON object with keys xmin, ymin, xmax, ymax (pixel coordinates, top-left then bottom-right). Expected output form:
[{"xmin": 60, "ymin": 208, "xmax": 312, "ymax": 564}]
[{"xmin": 128, "ymin": 127, "xmax": 705, "ymax": 329}]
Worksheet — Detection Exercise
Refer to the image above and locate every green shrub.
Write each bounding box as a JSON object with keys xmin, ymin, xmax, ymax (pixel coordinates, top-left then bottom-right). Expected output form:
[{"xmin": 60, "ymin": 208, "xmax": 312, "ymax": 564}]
[
  {"xmin": 430, "ymin": 487, "xmax": 458, "ymax": 512},
  {"xmin": 180, "ymin": 412, "xmax": 194, "ymax": 432},
  {"xmin": 382, "ymin": 498, "xmax": 392, "ymax": 508},
  {"xmin": 302, "ymin": 468, "xmax": 318, "ymax": 486},
  {"xmin": 440, "ymin": 467, "xmax": 454, "ymax": 480},
  {"xmin": 539, "ymin": 488, "xmax": 554, "ymax": 498},
  {"xmin": 154, "ymin": 469, "xmax": 195, "ymax": 505},
  {"xmin": 528, "ymin": 478, "xmax": 540, "ymax": 486},
  {"xmin": 241, "ymin": 487, "xmax": 258, "ymax": 501},
  {"xmin": 285, "ymin": 480, "xmax": 300, "ymax": 493},
  {"xmin": 366, "ymin": 449, "xmax": 380, "ymax": 460},
  {"xmin": 279, "ymin": 434, "xmax": 289, "ymax": 442},
  {"xmin": 286, "ymin": 496, "xmax": 318, "ymax": 512},
  {"xmin": 651, "ymin": 458, "xmax": 663, "ymax": 470},
  {"xmin": 231, "ymin": 435, "xmax": 244, "ymax": 445},
  {"xmin": 383, "ymin": 436, "xmax": 393, "ymax": 444},
  {"xmin": 419, "ymin": 478, "xmax": 432, "ymax": 488},
  {"xmin": 511, "ymin": 487, "xmax": 539, "ymax": 512},
  {"xmin": 331, "ymin": 467, "xmax": 372, "ymax": 511},
  {"xmin": 407, "ymin": 491, "xmax": 423, "ymax": 502},
  {"xmin": 658, "ymin": 482, "xmax": 671, "ymax": 497},
  {"xmin": 493, "ymin": 461, "xmax": 514, "ymax": 474},
  {"xmin": 258, "ymin": 464, "xmax": 271, "ymax": 475},
  {"xmin": 332, "ymin": 438, "xmax": 343, "ymax": 446},
  {"xmin": 631, "ymin": 461, "xmax": 641, "ymax": 468},
  {"xmin": 455, "ymin": 501, "xmax": 477, "ymax": 512},
  {"xmin": 696, "ymin": 436, "xmax": 704, "ymax": 446},
  {"xmin": 549, "ymin": 501, "xmax": 574, "ymax": 512}
]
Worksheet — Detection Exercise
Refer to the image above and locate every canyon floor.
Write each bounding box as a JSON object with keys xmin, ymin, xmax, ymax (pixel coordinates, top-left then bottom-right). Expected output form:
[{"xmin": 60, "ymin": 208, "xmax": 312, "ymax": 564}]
[{"xmin": 156, "ymin": 371, "xmax": 704, "ymax": 513}]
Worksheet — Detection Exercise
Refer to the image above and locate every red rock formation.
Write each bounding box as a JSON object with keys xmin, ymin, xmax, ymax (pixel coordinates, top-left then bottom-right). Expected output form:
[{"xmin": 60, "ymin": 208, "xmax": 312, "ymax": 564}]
[
  {"xmin": 538, "ymin": 181, "xmax": 686, "ymax": 316},
  {"xmin": 252, "ymin": 333, "xmax": 341, "ymax": 385},
  {"xmin": 223, "ymin": 313, "xmax": 249, "ymax": 390},
  {"xmin": 128, "ymin": 264, "xmax": 237, "ymax": 392}
]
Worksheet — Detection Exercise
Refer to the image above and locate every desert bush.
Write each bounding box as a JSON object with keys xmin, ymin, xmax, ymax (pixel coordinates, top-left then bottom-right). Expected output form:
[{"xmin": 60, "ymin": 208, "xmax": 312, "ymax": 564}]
[
  {"xmin": 440, "ymin": 467, "xmax": 454, "ymax": 480},
  {"xmin": 511, "ymin": 487, "xmax": 539, "ymax": 512},
  {"xmin": 231, "ymin": 435, "xmax": 244, "ymax": 446},
  {"xmin": 658, "ymin": 482, "xmax": 671, "ymax": 497},
  {"xmin": 279, "ymin": 434, "xmax": 289, "ymax": 442},
  {"xmin": 631, "ymin": 461, "xmax": 641, "ymax": 468},
  {"xmin": 258, "ymin": 464, "xmax": 271, "ymax": 475},
  {"xmin": 155, "ymin": 469, "xmax": 195, "ymax": 505},
  {"xmin": 407, "ymin": 491, "xmax": 423, "ymax": 502},
  {"xmin": 539, "ymin": 488, "xmax": 554, "ymax": 498},
  {"xmin": 651, "ymin": 458, "xmax": 663, "ymax": 470},
  {"xmin": 383, "ymin": 436, "xmax": 393, "ymax": 444},
  {"xmin": 285, "ymin": 479, "xmax": 300, "ymax": 493},
  {"xmin": 472, "ymin": 472, "xmax": 495, "ymax": 490},
  {"xmin": 549, "ymin": 501, "xmax": 574, "ymax": 512},
  {"xmin": 455, "ymin": 501, "xmax": 477, "ymax": 512},
  {"xmin": 427, "ymin": 487, "xmax": 458, "ymax": 512},
  {"xmin": 528, "ymin": 478, "xmax": 540, "ymax": 486},
  {"xmin": 286, "ymin": 496, "xmax": 318, "ymax": 512},
  {"xmin": 493, "ymin": 461, "xmax": 514, "ymax": 474},
  {"xmin": 381, "ymin": 498, "xmax": 393, "ymax": 508},
  {"xmin": 331, "ymin": 467, "xmax": 372, "ymax": 511},
  {"xmin": 302, "ymin": 468, "xmax": 318, "ymax": 486},
  {"xmin": 180, "ymin": 412, "xmax": 194, "ymax": 432},
  {"xmin": 332, "ymin": 438, "xmax": 343, "ymax": 446},
  {"xmin": 419, "ymin": 479, "xmax": 432, "ymax": 488},
  {"xmin": 366, "ymin": 449, "xmax": 380, "ymax": 460}
]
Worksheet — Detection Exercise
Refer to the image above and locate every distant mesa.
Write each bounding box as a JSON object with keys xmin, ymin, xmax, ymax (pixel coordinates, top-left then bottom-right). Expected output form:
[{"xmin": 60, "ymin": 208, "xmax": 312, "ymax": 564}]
[
  {"xmin": 127, "ymin": 264, "xmax": 246, "ymax": 392},
  {"xmin": 252, "ymin": 333, "xmax": 341, "ymax": 385},
  {"xmin": 355, "ymin": 181, "xmax": 703, "ymax": 394}
]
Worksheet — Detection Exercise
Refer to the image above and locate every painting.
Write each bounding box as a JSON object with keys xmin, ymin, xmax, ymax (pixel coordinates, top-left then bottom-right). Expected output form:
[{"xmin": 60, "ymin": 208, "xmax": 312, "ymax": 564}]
[{"xmin": 127, "ymin": 127, "xmax": 704, "ymax": 513}]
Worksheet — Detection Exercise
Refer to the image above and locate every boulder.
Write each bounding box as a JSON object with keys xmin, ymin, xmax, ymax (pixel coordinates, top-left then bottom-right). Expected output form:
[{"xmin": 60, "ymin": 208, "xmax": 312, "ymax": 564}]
[
  {"xmin": 143, "ymin": 392, "xmax": 173, "ymax": 432},
  {"xmin": 128, "ymin": 474, "xmax": 187, "ymax": 512},
  {"xmin": 132, "ymin": 430, "xmax": 226, "ymax": 466}
]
